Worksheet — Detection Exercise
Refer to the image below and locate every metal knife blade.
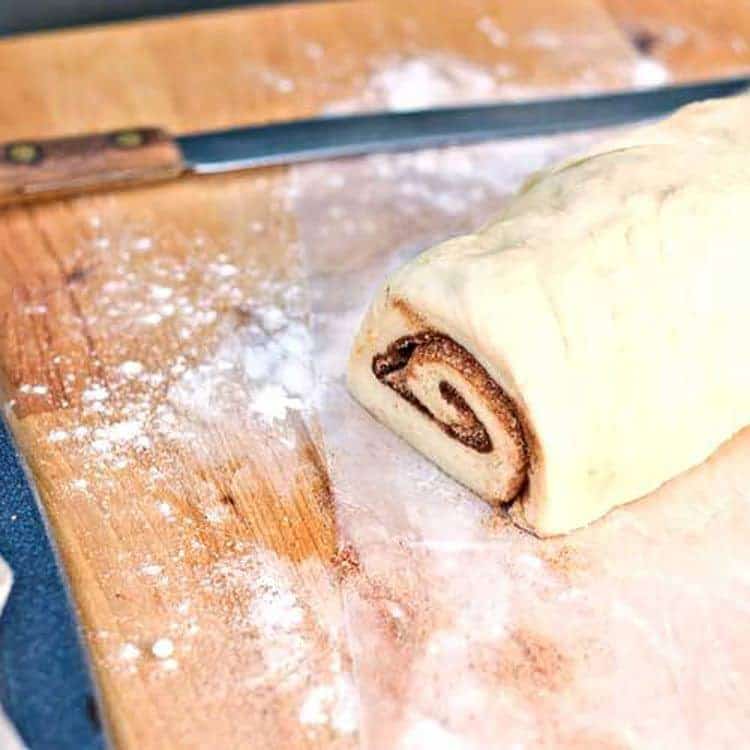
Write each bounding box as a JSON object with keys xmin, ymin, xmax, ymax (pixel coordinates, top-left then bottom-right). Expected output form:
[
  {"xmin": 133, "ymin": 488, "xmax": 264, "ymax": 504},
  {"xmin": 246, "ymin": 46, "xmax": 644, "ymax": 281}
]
[{"xmin": 178, "ymin": 75, "xmax": 750, "ymax": 173}]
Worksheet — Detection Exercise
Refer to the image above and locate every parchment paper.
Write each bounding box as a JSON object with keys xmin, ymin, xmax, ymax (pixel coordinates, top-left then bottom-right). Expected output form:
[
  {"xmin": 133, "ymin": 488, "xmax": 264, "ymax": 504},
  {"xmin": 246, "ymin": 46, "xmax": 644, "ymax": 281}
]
[{"xmin": 292, "ymin": 133, "xmax": 750, "ymax": 749}]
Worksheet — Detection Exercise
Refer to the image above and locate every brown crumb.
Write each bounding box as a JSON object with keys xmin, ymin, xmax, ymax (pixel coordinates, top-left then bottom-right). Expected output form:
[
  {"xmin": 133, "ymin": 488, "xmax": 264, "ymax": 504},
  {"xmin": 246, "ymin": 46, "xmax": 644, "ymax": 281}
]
[
  {"xmin": 64, "ymin": 265, "xmax": 91, "ymax": 285},
  {"xmin": 538, "ymin": 543, "xmax": 588, "ymax": 583},
  {"xmin": 626, "ymin": 24, "xmax": 659, "ymax": 55},
  {"xmin": 484, "ymin": 627, "xmax": 574, "ymax": 697},
  {"xmin": 330, "ymin": 544, "xmax": 361, "ymax": 582},
  {"xmin": 219, "ymin": 493, "xmax": 237, "ymax": 508}
]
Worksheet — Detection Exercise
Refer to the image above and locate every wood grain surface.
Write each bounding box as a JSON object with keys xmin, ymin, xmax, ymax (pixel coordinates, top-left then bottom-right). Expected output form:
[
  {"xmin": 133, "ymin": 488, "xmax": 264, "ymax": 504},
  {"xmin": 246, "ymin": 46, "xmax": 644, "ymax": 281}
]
[{"xmin": 0, "ymin": 1, "xmax": 748, "ymax": 748}]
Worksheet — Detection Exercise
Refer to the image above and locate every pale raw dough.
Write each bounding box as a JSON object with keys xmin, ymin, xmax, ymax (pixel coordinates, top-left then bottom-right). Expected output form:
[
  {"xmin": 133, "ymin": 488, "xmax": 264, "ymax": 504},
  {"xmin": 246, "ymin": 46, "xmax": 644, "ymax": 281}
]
[{"xmin": 348, "ymin": 93, "xmax": 750, "ymax": 536}]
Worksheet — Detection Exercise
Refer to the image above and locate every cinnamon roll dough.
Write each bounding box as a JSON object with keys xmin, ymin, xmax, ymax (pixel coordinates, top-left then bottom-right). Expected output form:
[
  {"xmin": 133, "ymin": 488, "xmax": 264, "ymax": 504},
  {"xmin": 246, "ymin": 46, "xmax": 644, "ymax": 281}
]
[{"xmin": 348, "ymin": 93, "xmax": 750, "ymax": 536}]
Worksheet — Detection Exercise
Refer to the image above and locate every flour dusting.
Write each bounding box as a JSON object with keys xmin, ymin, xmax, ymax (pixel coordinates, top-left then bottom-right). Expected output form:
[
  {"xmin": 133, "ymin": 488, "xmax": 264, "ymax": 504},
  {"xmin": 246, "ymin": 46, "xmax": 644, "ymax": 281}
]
[
  {"xmin": 632, "ymin": 58, "xmax": 670, "ymax": 88},
  {"xmin": 324, "ymin": 30, "xmax": 670, "ymax": 114},
  {"xmin": 476, "ymin": 16, "xmax": 508, "ymax": 48}
]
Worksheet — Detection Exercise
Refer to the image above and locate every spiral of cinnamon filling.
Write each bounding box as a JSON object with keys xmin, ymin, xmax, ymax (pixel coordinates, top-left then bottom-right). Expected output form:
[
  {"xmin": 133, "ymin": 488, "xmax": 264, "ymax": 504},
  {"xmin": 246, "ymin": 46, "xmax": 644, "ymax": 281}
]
[{"xmin": 372, "ymin": 331, "xmax": 530, "ymax": 502}]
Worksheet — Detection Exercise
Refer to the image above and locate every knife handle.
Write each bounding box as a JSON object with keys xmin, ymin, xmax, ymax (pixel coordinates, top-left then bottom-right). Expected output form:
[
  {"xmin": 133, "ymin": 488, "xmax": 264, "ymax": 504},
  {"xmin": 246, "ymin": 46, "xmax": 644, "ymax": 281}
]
[{"xmin": 0, "ymin": 127, "xmax": 186, "ymax": 207}]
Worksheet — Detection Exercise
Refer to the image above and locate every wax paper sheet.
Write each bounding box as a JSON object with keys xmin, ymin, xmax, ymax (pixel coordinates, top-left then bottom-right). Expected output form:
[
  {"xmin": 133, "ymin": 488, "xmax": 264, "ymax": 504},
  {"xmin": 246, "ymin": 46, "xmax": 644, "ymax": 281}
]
[{"xmin": 290, "ymin": 133, "xmax": 750, "ymax": 750}]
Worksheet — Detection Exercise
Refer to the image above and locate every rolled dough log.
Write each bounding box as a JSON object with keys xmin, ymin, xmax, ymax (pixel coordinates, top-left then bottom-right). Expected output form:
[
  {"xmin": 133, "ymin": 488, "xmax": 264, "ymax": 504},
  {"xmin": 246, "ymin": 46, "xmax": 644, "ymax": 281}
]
[{"xmin": 348, "ymin": 93, "xmax": 750, "ymax": 536}]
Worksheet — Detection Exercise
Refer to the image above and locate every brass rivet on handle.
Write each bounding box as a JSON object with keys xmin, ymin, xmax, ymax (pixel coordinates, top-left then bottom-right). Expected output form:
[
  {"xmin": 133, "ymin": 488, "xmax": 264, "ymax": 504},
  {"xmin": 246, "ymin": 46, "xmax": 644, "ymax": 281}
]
[
  {"xmin": 5, "ymin": 142, "xmax": 42, "ymax": 165},
  {"xmin": 112, "ymin": 129, "xmax": 145, "ymax": 149}
]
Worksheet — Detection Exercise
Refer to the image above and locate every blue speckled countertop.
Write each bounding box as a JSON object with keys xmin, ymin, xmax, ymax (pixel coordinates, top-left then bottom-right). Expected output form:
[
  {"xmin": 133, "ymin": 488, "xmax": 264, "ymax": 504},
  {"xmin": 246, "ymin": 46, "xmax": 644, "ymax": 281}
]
[{"xmin": 0, "ymin": 419, "xmax": 104, "ymax": 750}]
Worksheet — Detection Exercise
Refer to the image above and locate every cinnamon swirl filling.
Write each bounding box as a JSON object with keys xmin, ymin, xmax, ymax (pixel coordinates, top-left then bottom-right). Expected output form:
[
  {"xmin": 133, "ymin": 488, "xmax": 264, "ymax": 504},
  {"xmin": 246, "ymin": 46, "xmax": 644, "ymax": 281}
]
[{"xmin": 372, "ymin": 331, "xmax": 530, "ymax": 501}]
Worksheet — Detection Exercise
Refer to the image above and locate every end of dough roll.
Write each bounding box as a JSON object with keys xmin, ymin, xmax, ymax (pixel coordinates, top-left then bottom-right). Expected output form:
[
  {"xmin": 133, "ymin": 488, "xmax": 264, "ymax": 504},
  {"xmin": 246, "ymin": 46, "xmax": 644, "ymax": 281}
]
[{"xmin": 348, "ymin": 94, "xmax": 750, "ymax": 536}]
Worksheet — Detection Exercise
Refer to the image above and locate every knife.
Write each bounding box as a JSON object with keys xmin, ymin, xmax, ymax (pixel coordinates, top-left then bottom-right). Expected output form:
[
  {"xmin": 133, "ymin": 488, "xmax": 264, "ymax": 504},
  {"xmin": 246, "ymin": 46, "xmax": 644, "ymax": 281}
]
[{"xmin": 0, "ymin": 74, "xmax": 748, "ymax": 207}]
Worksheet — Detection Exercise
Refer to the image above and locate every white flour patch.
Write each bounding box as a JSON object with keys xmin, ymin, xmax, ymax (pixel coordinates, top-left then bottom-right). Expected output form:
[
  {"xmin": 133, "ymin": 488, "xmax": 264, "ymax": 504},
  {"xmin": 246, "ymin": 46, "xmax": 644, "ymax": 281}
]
[
  {"xmin": 120, "ymin": 360, "xmax": 144, "ymax": 377},
  {"xmin": 196, "ymin": 547, "xmax": 356, "ymax": 738},
  {"xmin": 248, "ymin": 384, "xmax": 305, "ymax": 424},
  {"xmin": 476, "ymin": 16, "xmax": 508, "ymax": 48},
  {"xmin": 397, "ymin": 719, "xmax": 468, "ymax": 750},
  {"xmin": 244, "ymin": 63, "xmax": 295, "ymax": 94},
  {"xmin": 204, "ymin": 505, "xmax": 230, "ymax": 525},
  {"xmin": 82, "ymin": 384, "xmax": 109, "ymax": 402},
  {"xmin": 299, "ymin": 686, "xmax": 331, "ymax": 726},
  {"xmin": 299, "ymin": 675, "xmax": 359, "ymax": 734},
  {"xmin": 632, "ymin": 58, "xmax": 670, "ymax": 88},
  {"xmin": 732, "ymin": 35, "xmax": 749, "ymax": 53},
  {"xmin": 304, "ymin": 41, "xmax": 324, "ymax": 60},
  {"xmin": 140, "ymin": 312, "xmax": 163, "ymax": 326},
  {"xmin": 525, "ymin": 28, "xmax": 563, "ymax": 49},
  {"xmin": 96, "ymin": 420, "xmax": 142, "ymax": 444},
  {"xmin": 206, "ymin": 550, "xmax": 314, "ymax": 688},
  {"xmin": 322, "ymin": 42, "xmax": 664, "ymax": 123},
  {"xmin": 150, "ymin": 285, "xmax": 173, "ymax": 300},
  {"xmin": 167, "ymin": 277, "xmax": 313, "ymax": 431},
  {"xmin": 91, "ymin": 439, "xmax": 112, "ymax": 453},
  {"xmin": 19, "ymin": 384, "xmax": 48, "ymax": 395},
  {"xmin": 151, "ymin": 637, "xmax": 175, "ymax": 659},
  {"xmin": 326, "ymin": 54, "xmax": 501, "ymax": 112},
  {"xmin": 157, "ymin": 501, "xmax": 175, "ymax": 520},
  {"xmin": 663, "ymin": 25, "xmax": 689, "ymax": 46},
  {"xmin": 119, "ymin": 643, "xmax": 141, "ymax": 661}
]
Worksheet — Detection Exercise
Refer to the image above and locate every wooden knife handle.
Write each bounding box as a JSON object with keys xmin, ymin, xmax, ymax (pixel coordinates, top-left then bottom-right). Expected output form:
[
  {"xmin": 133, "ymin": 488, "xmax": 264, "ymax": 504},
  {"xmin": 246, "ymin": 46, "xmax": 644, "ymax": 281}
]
[{"xmin": 0, "ymin": 127, "xmax": 186, "ymax": 206}]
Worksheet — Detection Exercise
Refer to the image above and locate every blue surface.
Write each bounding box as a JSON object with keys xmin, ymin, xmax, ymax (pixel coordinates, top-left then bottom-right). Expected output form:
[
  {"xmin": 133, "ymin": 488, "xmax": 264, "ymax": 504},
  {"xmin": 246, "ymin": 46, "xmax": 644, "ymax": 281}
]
[{"xmin": 0, "ymin": 419, "xmax": 104, "ymax": 750}]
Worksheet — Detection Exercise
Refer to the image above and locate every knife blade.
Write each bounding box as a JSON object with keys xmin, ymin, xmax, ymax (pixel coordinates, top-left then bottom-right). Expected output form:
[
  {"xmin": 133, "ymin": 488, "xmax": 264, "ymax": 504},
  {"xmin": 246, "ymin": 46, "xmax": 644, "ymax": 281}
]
[{"xmin": 0, "ymin": 75, "xmax": 747, "ymax": 206}]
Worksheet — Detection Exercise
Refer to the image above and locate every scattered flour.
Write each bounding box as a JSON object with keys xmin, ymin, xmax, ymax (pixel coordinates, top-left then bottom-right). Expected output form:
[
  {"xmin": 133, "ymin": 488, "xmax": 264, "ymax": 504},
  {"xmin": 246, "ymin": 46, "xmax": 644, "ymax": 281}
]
[
  {"xmin": 732, "ymin": 35, "xmax": 749, "ymax": 53},
  {"xmin": 96, "ymin": 420, "xmax": 142, "ymax": 444},
  {"xmin": 299, "ymin": 675, "xmax": 359, "ymax": 734},
  {"xmin": 19, "ymin": 384, "xmax": 48, "ymax": 395},
  {"xmin": 151, "ymin": 638, "xmax": 175, "ymax": 659},
  {"xmin": 161, "ymin": 658, "xmax": 179, "ymax": 672},
  {"xmin": 397, "ymin": 719, "xmax": 469, "ymax": 750},
  {"xmin": 82, "ymin": 384, "xmax": 109, "ymax": 403},
  {"xmin": 132, "ymin": 237, "xmax": 152, "ymax": 252},
  {"xmin": 206, "ymin": 551, "xmax": 314, "ymax": 688},
  {"xmin": 166, "ymin": 277, "xmax": 312, "ymax": 429},
  {"xmin": 631, "ymin": 58, "xmax": 670, "ymax": 88},
  {"xmin": 304, "ymin": 41, "xmax": 324, "ymax": 61},
  {"xmin": 120, "ymin": 360, "xmax": 144, "ymax": 377},
  {"xmin": 525, "ymin": 28, "xmax": 563, "ymax": 50},
  {"xmin": 150, "ymin": 285, "xmax": 173, "ymax": 300},
  {"xmin": 119, "ymin": 643, "xmax": 141, "ymax": 661},
  {"xmin": 325, "ymin": 39, "xmax": 672, "ymax": 118},
  {"xmin": 244, "ymin": 63, "xmax": 296, "ymax": 94},
  {"xmin": 326, "ymin": 54, "xmax": 500, "ymax": 112},
  {"xmin": 476, "ymin": 16, "xmax": 508, "ymax": 48},
  {"xmin": 140, "ymin": 312, "xmax": 163, "ymax": 326},
  {"xmin": 157, "ymin": 502, "xmax": 175, "ymax": 520},
  {"xmin": 247, "ymin": 384, "xmax": 304, "ymax": 424}
]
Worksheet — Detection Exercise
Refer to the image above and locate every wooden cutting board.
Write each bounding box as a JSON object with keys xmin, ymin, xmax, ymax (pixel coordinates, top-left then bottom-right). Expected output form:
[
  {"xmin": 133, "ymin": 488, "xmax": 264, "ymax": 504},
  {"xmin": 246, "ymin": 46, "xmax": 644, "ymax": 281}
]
[{"xmin": 1, "ymin": 1, "xmax": 749, "ymax": 748}]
